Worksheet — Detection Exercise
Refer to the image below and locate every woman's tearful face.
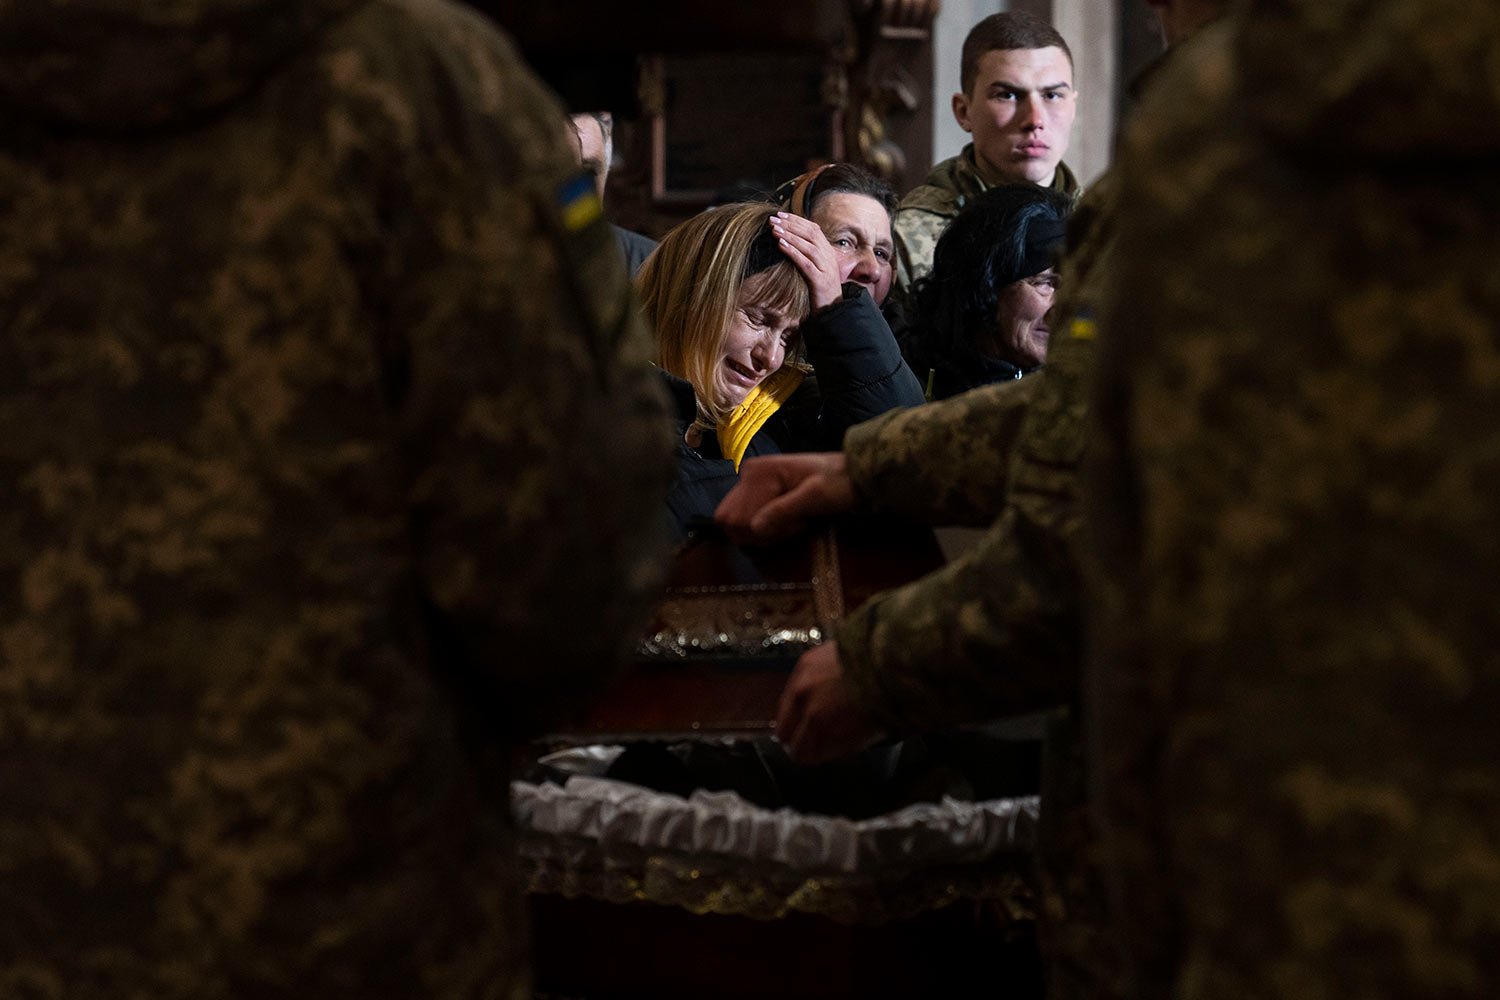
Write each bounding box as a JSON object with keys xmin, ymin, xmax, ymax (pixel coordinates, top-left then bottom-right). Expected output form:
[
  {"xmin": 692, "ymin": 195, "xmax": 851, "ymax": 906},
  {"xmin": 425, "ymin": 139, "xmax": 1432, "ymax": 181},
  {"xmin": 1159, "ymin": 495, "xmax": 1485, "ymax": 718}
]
[{"xmin": 716, "ymin": 273, "xmax": 800, "ymax": 409}]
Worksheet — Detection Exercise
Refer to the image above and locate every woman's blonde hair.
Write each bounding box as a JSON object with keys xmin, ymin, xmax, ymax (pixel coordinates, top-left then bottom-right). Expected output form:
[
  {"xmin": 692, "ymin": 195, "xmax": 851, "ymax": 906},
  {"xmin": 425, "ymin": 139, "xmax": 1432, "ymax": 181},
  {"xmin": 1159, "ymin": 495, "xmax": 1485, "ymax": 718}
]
[{"xmin": 637, "ymin": 202, "xmax": 811, "ymax": 425}]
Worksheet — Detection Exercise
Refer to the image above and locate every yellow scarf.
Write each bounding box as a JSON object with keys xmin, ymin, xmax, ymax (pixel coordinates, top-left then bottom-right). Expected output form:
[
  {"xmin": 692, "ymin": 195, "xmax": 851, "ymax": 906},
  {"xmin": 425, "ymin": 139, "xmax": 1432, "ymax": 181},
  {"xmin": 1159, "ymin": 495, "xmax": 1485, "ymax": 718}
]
[{"xmin": 716, "ymin": 367, "xmax": 806, "ymax": 471}]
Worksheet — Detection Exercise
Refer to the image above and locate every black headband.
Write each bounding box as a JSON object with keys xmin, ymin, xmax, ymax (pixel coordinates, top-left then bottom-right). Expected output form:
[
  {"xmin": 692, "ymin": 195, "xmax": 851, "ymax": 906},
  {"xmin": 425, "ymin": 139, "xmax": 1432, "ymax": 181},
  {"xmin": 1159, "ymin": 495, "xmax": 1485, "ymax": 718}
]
[
  {"xmin": 743, "ymin": 222, "xmax": 784, "ymax": 278},
  {"xmin": 1020, "ymin": 217, "xmax": 1068, "ymax": 278}
]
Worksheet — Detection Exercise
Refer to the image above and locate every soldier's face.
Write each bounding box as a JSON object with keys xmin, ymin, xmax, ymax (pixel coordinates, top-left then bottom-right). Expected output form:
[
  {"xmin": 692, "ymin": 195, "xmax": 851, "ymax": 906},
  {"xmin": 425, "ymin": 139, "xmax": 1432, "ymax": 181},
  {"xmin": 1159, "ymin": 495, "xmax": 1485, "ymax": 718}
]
[
  {"xmin": 810, "ymin": 193, "xmax": 895, "ymax": 306},
  {"xmin": 717, "ymin": 274, "xmax": 800, "ymax": 409},
  {"xmin": 990, "ymin": 268, "xmax": 1058, "ymax": 367},
  {"xmin": 953, "ymin": 47, "xmax": 1076, "ymax": 187}
]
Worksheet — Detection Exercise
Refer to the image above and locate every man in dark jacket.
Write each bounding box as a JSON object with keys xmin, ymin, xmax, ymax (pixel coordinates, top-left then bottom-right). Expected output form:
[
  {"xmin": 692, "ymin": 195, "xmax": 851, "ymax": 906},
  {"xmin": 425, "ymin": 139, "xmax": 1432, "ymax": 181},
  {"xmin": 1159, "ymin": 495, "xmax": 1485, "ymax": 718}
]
[{"xmin": 0, "ymin": 0, "xmax": 672, "ymax": 996}]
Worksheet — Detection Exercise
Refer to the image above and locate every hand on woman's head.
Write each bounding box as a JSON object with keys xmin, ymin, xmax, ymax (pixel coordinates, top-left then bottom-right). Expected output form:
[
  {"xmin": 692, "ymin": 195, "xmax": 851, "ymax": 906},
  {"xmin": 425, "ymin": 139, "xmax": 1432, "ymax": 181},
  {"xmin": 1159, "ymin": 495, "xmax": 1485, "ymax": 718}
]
[
  {"xmin": 769, "ymin": 212, "xmax": 844, "ymax": 311},
  {"xmin": 809, "ymin": 192, "xmax": 895, "ymax": 308}
]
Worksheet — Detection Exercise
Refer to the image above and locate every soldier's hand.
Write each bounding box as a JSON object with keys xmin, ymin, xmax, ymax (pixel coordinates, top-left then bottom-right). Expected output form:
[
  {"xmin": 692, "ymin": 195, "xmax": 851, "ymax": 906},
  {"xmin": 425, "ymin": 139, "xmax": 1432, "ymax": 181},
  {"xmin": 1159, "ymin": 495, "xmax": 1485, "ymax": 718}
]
[
  {"xmin": 775, "ymin": 642, "xmax": 882, "ymax": 764},
  {"xmin": 770, "ymin": 212, "xmax": 843, "ymax": 310},
  {"xmin": 715, "ymin": 452, "xmax": 855, "ymax": 544}
]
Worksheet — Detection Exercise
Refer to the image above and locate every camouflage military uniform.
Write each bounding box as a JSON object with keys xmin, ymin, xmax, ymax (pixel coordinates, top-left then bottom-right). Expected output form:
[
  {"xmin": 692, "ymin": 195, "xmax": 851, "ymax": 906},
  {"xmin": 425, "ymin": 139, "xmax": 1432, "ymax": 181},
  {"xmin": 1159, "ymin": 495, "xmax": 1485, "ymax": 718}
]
[
  {"xmin": 893, "ymin": 143, "xmax": 1081, "ymax": 295},
  {"xmin": 837, "ymin": 269, "xmax": 1106, "ymax": 1000},
  {"xmin": 0, "ymin": 1, "xmax": 671, "ymax": 998},
  {"xmin": 838, "ymin": 180, "xmax": 1106, "ymax": 738},
  {"xmin": 835, "ymin": 111, "xmax": 1131, "ymax": 999},
  {"xmin": 1089, "ymin": 4, "xmax": 1500, "ymax": 998}
]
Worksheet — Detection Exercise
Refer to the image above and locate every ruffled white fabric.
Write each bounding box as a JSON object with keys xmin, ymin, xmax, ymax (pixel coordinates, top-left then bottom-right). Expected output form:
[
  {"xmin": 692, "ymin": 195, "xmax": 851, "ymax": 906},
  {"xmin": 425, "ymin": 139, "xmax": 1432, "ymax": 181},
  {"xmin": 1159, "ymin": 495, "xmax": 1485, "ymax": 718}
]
[{"xmin": 512, "ymin": 745, "xmax": 1038, "ymax": 876}]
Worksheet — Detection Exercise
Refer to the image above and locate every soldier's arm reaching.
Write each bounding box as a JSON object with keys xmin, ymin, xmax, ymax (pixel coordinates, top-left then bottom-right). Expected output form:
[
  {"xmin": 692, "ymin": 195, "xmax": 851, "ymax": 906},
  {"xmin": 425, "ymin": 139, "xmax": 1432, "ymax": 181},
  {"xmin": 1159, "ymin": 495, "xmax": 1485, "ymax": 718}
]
[
  {"xmin": 716, "ymin": 452, "xmax": 855, "ymax": 543},
  {"xmin": 770, "ymin": 329, "xmax": 1091, "ymax": 755},
  {"xmin": 844, "ymin": 375, "xmax": 1038, "ymax": 525},
  {"xmin": 835, "ymin": 330, "xmax": 1091, "ymax": 734},
  {"xmin": 716, "ymin": 374, "xmax": 1038, "ymax": 543},
  {"xmin": 774, "ymin": 641, "xmax": 883, "ymax": 764}
]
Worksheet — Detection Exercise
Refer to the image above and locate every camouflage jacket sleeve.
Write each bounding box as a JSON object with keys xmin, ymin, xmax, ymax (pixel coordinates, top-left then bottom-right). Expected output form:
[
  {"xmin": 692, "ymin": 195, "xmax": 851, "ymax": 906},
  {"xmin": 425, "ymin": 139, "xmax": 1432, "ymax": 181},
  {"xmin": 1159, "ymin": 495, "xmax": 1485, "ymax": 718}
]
[
  {"xmin": 838, "ymin": 150, "xmax": 1113, "ymax": 731},
  {"xmin": 844, "ymin": 375, "xmax": 1039, "ymax": 526},
  {"xmin": 367, "ymin": 8, "xmax": 673, "ymax": 735},
  {"xmin": 892, "ymin": 200, "xmax": 948, "ymax": 297},
  {"xmin": 837, "ymin": 324, "xmax": 1091, "ymax": 732}
]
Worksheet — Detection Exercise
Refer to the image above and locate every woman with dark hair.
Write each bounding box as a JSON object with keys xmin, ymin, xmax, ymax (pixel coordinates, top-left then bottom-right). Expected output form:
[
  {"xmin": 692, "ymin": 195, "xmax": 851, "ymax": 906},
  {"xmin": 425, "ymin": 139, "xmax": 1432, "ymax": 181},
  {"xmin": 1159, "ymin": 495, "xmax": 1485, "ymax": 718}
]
[{"xmin": 902, "ymin": 184, "xmax": 1072, "ymax": 399}]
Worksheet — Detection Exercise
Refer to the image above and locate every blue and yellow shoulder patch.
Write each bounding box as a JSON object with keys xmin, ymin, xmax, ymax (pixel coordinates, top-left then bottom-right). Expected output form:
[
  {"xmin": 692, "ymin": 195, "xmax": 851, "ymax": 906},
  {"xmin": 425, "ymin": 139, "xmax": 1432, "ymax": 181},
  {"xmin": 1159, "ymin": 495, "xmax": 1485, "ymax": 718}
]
[
  {"xmin": 1068, "ymin": 316, "xmax": 1097, "ymax": 341},
  {"xmin": 557, "ymin": 173, "xmax": 603, "ymax": 233}
]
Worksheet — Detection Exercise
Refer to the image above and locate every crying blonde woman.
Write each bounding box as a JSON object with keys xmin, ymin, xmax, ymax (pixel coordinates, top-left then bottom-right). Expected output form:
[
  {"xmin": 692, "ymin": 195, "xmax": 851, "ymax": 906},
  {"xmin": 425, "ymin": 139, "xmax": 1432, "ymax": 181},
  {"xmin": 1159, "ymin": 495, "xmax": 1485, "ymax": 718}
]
[{"xmin": 637, "ymin": 200, "xmax": 922, "ymax": 536}]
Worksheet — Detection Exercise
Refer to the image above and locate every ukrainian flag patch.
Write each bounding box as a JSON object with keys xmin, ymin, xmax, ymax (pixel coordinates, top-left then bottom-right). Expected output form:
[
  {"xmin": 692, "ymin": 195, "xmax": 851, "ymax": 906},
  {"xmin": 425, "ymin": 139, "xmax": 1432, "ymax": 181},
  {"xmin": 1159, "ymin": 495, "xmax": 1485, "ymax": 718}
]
[
  {"xmin": 1069, "ymin": 317, "xmax": 1097, "ymax": 341},
  {"xmin": 558, "ymin": 173, "xmax": 603, "ymax": 233}
]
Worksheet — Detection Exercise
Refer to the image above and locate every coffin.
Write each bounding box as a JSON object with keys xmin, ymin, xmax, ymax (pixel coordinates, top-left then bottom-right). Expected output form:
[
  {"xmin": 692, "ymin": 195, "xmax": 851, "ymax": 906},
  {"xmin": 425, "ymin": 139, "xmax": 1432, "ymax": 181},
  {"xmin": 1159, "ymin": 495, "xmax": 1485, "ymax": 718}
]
[
  {"xmin": 556, "ymin": 516, "xmax": 948, "ymax": 740},
  {"xmin": 520, "ymin": 519, "xmax": 1045, "ymax": 998}
]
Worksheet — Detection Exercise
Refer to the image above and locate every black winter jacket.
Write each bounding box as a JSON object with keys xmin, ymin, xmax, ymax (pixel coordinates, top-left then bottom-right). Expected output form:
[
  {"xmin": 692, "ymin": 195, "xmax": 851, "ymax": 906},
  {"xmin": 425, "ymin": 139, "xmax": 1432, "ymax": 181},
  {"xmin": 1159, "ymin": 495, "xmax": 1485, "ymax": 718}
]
[{"xmin": 663, "ymin": 284, "xmax": 924, "ymax": 535}]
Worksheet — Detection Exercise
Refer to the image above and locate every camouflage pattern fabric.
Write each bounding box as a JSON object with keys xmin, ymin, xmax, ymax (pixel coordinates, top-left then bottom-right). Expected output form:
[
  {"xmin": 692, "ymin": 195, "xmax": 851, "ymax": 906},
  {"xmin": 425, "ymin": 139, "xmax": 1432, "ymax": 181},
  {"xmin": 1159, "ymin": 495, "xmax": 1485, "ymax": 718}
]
[
  {"xmin": 839, "ymin": 116, "xmax": 1127, "ymax": 1000},
  {"xmin": 836, "ymin": 141, "xmax": 1107, "ymax": 737},
  {"xmin": 836, "ymin": 307, "xmax": 1084, "ymax": 722},
  {"xmin": 837, "ymin": 286, "xmax": 1099, "ymax": 1000},
  {"xmin": 1088, "ymin": 5, "xmax": 1500, "ymax": 998},
  {"xmin": 0, "ymin": 1, "xmax": 672, "ymax": 997},
  {"xmin": 892, "ymin": 144, "xmax": 1080, "ymax": 297},
  {"xmin": 843, "ymin": 375, "xmax": 1039, "ymax": 528},
  {"xmin": 1021, "ymin": 166, "xmax": 1128, "ymax": 1000}
]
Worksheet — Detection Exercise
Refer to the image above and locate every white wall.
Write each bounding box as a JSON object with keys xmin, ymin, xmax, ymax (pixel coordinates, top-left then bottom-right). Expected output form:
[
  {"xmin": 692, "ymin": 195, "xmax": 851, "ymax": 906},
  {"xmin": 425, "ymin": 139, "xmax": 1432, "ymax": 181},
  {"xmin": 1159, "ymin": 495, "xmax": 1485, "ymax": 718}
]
[
  {"xmin": 1052, "ymin": 0, "xmax": 1117, "ymax": 185},
  {"xmin": 929, "ymin": 0, "xmax": 1001, "ymax": 177}
]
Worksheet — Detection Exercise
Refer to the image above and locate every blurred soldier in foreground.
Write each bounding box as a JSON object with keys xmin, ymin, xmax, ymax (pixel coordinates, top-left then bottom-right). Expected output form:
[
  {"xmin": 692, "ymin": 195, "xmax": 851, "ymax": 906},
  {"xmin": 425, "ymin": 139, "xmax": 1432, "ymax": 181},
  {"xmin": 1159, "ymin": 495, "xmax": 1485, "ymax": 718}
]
[
  {"xmin": 0, "ymin": 1, "xmax": 671, "ymax": 996},
  {"xmin": 1089, "ymin": 0, "xmax": 1500, "ymax": 996}
]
